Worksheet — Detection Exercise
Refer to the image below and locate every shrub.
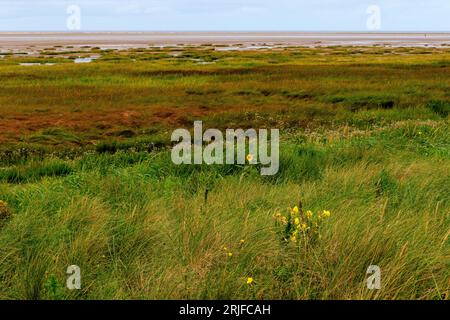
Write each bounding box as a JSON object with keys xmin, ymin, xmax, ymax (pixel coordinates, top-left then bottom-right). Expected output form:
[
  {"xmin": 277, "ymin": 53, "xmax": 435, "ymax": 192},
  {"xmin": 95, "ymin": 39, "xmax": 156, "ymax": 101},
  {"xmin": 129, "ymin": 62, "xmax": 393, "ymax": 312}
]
[{"xmin": 426, "ymin": 100, "xmax": 450, "ymax": 118}]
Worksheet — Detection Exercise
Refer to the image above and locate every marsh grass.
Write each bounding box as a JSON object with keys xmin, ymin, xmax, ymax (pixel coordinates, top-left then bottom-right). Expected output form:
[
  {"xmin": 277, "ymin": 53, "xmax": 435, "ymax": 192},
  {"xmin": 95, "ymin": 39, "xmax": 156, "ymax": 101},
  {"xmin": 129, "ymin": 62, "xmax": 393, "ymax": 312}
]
[
  {"xmin": 0, "ymin": 46, "xmax": 448, "ymax": 300},
  {"xmin": 0, "ymin": 120, "xmax": 448, "ymax": 299}
]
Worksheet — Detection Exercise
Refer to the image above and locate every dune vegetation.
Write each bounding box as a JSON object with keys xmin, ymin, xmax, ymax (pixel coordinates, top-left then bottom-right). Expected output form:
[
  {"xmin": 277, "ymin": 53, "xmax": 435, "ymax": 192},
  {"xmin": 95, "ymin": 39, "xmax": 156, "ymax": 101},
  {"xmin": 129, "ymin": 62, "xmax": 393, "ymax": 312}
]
[{"xmin": 0, "ymin": 45, "xmax": 449, "ymax": 299}]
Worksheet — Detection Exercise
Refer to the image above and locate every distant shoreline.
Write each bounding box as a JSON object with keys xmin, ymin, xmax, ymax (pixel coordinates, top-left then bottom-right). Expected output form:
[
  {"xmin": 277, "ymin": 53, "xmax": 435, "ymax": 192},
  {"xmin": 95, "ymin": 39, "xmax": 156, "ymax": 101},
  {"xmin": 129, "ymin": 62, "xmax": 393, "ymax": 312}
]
[{"xmin": 1, "ymin": 32, "xmax": 449, "ymax": 49}]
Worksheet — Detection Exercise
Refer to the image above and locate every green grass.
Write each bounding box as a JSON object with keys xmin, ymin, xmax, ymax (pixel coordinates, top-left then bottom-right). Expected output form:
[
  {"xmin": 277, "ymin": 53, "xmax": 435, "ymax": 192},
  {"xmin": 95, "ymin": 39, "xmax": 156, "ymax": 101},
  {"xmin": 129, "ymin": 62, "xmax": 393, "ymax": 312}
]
[
  {"xmin": 0, "ymin": 46, "xmax": 448, "ymax": 300},
  {"xmin": 0, "ymin": 121, "xmax": 448, "ymax": 299}
]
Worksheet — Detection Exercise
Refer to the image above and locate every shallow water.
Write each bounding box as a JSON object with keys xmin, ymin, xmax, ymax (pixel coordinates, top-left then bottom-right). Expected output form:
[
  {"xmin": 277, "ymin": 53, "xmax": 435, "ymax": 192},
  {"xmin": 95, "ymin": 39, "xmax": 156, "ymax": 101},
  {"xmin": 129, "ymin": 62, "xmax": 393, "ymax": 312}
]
[
  {"xmin": 74, "ymin": 55, "xmax": 100, "ymax": 63},
  {"xmin": 1, "ymin": 32, "xmax": 449, "ymax": 50},
  {"xmin": 74, "ymin": 57, "xmax": 93, "ymax": 63}
]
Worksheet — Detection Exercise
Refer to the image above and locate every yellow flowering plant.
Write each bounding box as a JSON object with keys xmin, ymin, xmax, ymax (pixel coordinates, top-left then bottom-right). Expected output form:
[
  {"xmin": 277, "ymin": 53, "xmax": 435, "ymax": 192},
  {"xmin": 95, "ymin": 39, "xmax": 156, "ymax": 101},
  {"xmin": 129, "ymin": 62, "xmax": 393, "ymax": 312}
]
[{"xmin": 274, "ymin": 200, "xmax": 332, "ymax": 245}]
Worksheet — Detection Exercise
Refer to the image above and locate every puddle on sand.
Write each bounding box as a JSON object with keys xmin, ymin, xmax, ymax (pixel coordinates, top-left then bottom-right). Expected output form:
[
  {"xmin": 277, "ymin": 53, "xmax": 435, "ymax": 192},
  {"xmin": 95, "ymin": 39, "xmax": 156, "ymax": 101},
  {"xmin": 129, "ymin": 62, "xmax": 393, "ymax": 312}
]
[
  {"xmin": 74, "ymin": 55, "xmax": 101, "ymax": 63},
  {"xmin": 215, "ymin": 44, "xmax": 277, "ymax": 51},
  {"xmin": 74, "ymin": 57, "xmax": 94, "ymax": 63}
]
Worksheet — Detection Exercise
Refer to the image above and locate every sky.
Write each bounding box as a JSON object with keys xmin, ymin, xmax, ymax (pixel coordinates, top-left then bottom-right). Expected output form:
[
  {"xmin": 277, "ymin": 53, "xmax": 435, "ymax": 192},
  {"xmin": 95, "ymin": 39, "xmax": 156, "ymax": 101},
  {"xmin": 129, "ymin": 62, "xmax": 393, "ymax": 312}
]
[{"xmin": 0, "ymin": 0, "xmax": 449, "ymax": 31}]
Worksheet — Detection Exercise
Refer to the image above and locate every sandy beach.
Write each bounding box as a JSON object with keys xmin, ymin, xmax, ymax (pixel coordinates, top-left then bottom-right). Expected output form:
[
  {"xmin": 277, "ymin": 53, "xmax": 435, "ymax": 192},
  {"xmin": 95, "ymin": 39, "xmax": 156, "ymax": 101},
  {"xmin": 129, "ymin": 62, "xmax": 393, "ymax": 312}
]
[{"xmin": 1, "ymin": 32, "xmax": 449, "ymax": 50}]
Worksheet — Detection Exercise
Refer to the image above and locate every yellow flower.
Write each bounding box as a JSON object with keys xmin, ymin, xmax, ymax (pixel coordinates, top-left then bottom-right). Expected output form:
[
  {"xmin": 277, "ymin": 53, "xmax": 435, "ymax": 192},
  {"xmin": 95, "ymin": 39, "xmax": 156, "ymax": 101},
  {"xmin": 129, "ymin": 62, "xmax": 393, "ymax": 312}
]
[
  {"xmin": 227, "ymin": 252, "xmax": 233, "ymax": 257},
  {"xmin": 246, "ymin": 277, "xmax": 254, "ymax": 285},
  {"xmin": 240, "ymin": 239, "xmax": 245, "ymax": 245},
  {"xmin": 299, "ymin": 223, "xmax": 308, "ymax": 231},
  {"xmin": 322, "ymin": 210, "xmax": 331, "ymax": 218},
  {"xmin": 306, "ymin": 210, "xmax": 313, "ymax": 219},
  {"xmin": 290, "ymin": 235, "xmax": 297, "ymax": 242},
  {"xmin": 223, "ymin": 246, "xmax": 228, "ymax": 251},
  {"xmin": 294, "ymin": 217, "xmax": 300, "ymax": 225},
  {"xmin": 246, "ymin": 154, "xmax": 254, "ymax": 162},
  {"xmin": 291, "ymin": 206, "xmax": 299, "ymax": 215}
]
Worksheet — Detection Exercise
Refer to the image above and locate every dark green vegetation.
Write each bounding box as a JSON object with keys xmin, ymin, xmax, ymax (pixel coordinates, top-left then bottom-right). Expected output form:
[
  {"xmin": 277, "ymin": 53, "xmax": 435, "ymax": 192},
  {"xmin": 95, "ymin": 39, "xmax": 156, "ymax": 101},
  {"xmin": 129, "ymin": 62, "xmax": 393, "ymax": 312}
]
[{"xmin": 0, "ymin": 45, "xmax": 448, "ymax": 299}]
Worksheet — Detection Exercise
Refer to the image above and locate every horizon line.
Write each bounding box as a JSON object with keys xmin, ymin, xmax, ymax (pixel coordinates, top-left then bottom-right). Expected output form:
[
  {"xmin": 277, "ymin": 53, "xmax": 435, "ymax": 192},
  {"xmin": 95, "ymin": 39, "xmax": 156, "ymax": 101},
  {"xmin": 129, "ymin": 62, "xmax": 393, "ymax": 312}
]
[{"xmin": 1, "ymin": 30, "xmax": 450, "ymax": 33}]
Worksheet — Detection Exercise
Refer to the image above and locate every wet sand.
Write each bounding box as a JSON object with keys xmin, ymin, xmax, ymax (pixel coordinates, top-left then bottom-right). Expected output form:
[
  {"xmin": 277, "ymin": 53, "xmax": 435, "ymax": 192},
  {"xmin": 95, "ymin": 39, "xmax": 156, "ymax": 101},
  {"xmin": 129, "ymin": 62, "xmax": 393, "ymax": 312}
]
[{"xmin": 1, "ymin": 32, "xmax": 449, "ymax": 50}]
